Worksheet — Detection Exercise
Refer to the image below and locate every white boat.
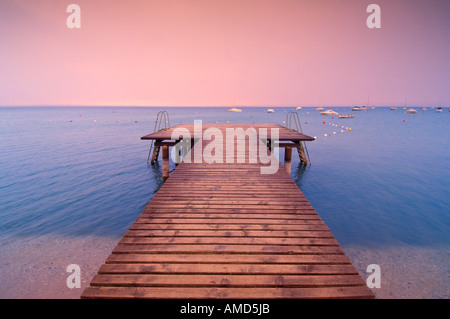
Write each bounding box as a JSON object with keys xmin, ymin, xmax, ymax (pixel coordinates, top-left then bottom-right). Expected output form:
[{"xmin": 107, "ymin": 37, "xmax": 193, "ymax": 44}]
[
  {"xmin": 436, "ymin": 107, "xmax": 443, "ymax": 113},
  {"xmin": 296, "ymin": 107, "xmax": 302, "ymax": 110},
  {"xmin": 403, "ymin": 98, "xmax": 408, "ymax": 111},
  {"xmin": 228, "ymin": 107, "xmax": 242, "ymax": 112},
  {"xmin": 421, "ymin": 107, "xmax": 427, "ymax": 111},
  {"xmin": 406, "ymin": 108, "xmax": 417, "ymax": 114},
  {"xmin": 315, "ymin": 107, "xmax": 324, "ymax": 111},
  {"xmin": 267, "ymin": 109, "xmax": 275, "ymax": 113},
  {"xmin": 352, "ymin": 106, "xmax": 362, "ymax": 111},
  {"xmin": 339, "ymin": 114, "xmax": 355, "ymax": 119},
  {"xmin": 390, "ymin": 107, "xmax": 397, "ymax": 110},
  {"xmin": 320, "ymin": 110, "xmax": 339, "ymax": 116}
]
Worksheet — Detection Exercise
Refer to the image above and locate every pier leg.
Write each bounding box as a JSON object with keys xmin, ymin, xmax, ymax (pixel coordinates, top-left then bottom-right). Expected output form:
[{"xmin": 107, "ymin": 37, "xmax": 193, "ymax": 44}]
[
  {"xmin": 162, "ymin": 145, "xmax": 169, "ymax": 181},
  {"xmin": 284, "ymin": 146, "xmax": 292, "ymax": 175},
  {"xmin": 296, "ymin": 142, "xmax": 308, "ymax": 165},
  {"xmin": 267, "ymin": 139, "xmax": 272, "ymax": 152},
  {"xmin": 151, "ymin": 141, "xmax": 161, "ymax": 164}
]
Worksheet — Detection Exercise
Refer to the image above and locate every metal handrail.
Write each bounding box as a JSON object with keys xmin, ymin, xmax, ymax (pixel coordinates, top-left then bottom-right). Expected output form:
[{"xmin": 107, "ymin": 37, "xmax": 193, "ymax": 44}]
[
  {"xmin": 147, "ymin": 111, "xmax": 170, "ymax": 164},
  {"xmin": 285, "ymin": 111, "xmax": 310, "ymax": 164}
]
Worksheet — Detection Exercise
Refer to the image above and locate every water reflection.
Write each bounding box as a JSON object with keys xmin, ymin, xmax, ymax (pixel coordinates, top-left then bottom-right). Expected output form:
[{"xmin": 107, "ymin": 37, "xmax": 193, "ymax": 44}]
[
  {"xmin": 146, "ymin": 162, "xmax": 165, "ymax": 193},
  {"xmin": 292, "ymin": 162, "xmax": 310, "ymax": 189}
]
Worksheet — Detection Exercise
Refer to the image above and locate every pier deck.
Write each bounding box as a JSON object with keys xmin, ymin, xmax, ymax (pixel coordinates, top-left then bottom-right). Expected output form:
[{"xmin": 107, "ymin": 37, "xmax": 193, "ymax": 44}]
[{"xmin": 81, "ymin": 124, "xmax": 374, "ymax": 299}]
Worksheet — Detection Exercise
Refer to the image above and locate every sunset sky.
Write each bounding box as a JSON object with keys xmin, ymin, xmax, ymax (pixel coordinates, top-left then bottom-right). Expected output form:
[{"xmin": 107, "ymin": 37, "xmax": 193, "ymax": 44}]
[{"xmin": 0, "ymin": 0, "xmax": 449, "ymax": 107}]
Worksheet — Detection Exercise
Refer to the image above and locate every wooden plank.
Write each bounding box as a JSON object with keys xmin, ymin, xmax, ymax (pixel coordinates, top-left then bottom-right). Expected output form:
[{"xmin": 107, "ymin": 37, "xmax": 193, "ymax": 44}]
[
  {"xmin": 143, "ymin": 205, "xmax": 316, "ymax": 211},
  {"xmin": 122, "ymin": 230, "xmax": 335, "ymax": 238},
  {"xmin": 133, "ymin": 218, "xmax": 327, "ymax": 225},
  {"xmin": 82, "ymin": 286, "xmax": 373, "ymax": 299},
  {"xmin": 89, "ymin": 274, "xmax": 366, "ymax": 288},
  {"xmin": 136, "ymin": 215, "xmax": 321, "ymax": 222},
  {"xmin": 141, "ymin": 210, "xmax": 318, "ymax": 216},
  {"xmin": 97, "ymin": 263, "xmax": 359, "ymax": 275},
  {"xmin": 148, "ymin": 200, "xmax": 311, "ymax": 205},
  {"xmin": 129, "ymin": 223, "xmax": 331, "ymax": 231},
  {"xmin": 118, "ymin": 237, "xmax": 339, "ymax": 246},
  {"xmin": 112, "ymin": 244, "xmax": 345, "ymax": 255},
  {"xmin": 138, "ymin": 214, "xmax": 320, "ymax": 221},
  {"xmin": 139, "ymin": 212, "xmax": 319, "ymax": 219},
  {"xmin": 154, "ymin": 194, "xmax": 309, "ymax": 198},
  {"xmin": 105, "ymin": 253, "xmax": 352, "ymax": 265},
  {"xmin": 140, "ymin": 124, "xmax": 316, "ymax": 142}
]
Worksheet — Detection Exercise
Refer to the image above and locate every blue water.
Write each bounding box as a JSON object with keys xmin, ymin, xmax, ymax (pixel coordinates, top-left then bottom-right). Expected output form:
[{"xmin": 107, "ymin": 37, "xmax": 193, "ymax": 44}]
[{"xmin": 0, "ymin": 106, "xmax": 449, "ymax": 249}]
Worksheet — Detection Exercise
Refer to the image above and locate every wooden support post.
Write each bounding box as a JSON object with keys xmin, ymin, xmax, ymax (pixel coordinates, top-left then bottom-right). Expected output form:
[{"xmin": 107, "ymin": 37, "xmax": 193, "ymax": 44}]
[
  {"xmin": 296, "ymin": 142, "xmax": 308, "ymax": 165},
  {"xmin": 162, "ymin": 145, "xmax": 169, "ymax": 181},
  {"xmin": 284, "ymin": 146, "xmax": 292, "ymax": 175},
  {"xmin": 150, "ymin": 141, "xmax": 161, "ymax": 164},
  {"xmin": 190, "ymin": 139, "xmax": 195, "ymax": 162}
]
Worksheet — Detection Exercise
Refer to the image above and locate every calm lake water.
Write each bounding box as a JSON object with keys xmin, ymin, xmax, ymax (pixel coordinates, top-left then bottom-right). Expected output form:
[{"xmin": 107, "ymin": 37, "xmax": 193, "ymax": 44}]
[{"xmin": 0, "ymin": 106, "xmax": 449, "ymax": 298}]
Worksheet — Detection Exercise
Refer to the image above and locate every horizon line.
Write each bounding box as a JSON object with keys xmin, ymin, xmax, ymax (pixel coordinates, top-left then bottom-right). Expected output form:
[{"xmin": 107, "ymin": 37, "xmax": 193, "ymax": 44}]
[{"xmin": 0, "ymin": 105, "xmax": 447, "ymax": 108}]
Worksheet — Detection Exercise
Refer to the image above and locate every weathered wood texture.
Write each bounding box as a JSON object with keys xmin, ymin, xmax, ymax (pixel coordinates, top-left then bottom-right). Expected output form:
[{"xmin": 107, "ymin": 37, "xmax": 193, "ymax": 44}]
[
  {"xmin": 140, "ymin": 124, "xmax": 316, "ymax": 142},
  {"xmin": 81, "ymin": 124, "xmax": 373, "ymax": 299}
]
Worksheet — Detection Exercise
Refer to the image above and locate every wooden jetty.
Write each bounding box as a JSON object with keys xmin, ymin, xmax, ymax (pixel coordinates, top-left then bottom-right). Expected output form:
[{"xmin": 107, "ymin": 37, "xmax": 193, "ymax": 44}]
[{"xmin": 81, "ymin": 124, "xmax": 374, "ymax": 299}]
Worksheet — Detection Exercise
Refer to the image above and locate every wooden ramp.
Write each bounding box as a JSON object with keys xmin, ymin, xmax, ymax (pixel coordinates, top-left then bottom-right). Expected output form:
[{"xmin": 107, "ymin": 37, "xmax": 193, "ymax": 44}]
[{"xmin": 81, "ymin": 124, "xmax": 374, "ymax": 299}]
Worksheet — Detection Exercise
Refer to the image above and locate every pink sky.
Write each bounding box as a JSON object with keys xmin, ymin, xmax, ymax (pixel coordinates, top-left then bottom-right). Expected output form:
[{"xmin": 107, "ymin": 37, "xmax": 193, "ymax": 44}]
[{"xmin": 0, "ymin": 0, "xmax": 449, "ymax": 107}]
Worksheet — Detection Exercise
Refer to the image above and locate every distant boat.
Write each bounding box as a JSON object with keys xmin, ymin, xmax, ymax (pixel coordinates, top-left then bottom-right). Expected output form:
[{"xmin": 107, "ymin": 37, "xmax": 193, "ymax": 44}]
[
  {"xmin": 228, "ymin": 107, "xmax": 242, "ymax": 112},
  {"xmin": 316, "ymin": 107, "xmax": 324, "ymax": 111},
  {"xmin": 421, "ymin": 107, "xmax": 427, "ymax": 111},
  {"xmin": 436, "ymin": 107, "xmax": 443, "ymax": 113},
  {"xmin": 267, "ymin": 109, "xmax": 275, "ymax": 113},
  {"xmin": 406, "ymin": 108, "xmax": 417, "ymax": 114},
  {"xmin": 339, "ymin": 114, "xmax": 355, "ymax": 119},
  {"xmin": 296, "ymin": 107, "xmax": 302, "ymax": 110},
  {"xmin": 320, "ymin": 110, "xmax": 339, "ymax": 116},
  {"xmin": 352, "ymin": 106, "xmax": 362, "ymax": 111},
  {"xmin": 390, "ymin": 107, "xmax": 397, "ymax": 110},
  {"xmin": 403, "ymin": 98, "xmax": 408, "ymax": 111}
]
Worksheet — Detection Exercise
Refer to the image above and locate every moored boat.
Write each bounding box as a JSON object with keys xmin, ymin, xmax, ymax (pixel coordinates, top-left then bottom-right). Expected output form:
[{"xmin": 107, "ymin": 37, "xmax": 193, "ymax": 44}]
[
  {"xmin": 320, "ymin": 110, "xmax": 339, "ymax": 116},
  {"xmin": 339, "ymin": 114, "xmax": 355, "ymax": 119},
  {"xmin": 228, "ymin": 107, "xmax": 242, "ymax": 112},
  {"xmin": 267, "ymin": 109, "xmax": 275, "ymax": 113},
  {"xmin": 406, "ymin": 108, "xmax": 417, "ymax": 114}
]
